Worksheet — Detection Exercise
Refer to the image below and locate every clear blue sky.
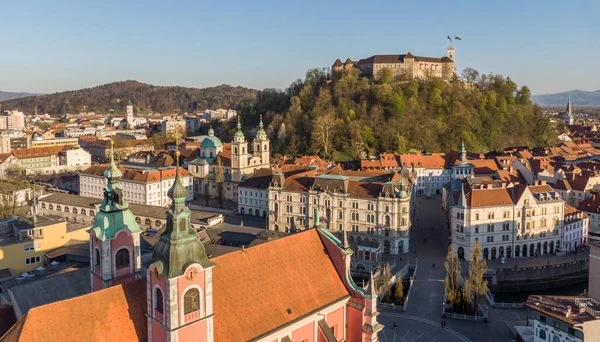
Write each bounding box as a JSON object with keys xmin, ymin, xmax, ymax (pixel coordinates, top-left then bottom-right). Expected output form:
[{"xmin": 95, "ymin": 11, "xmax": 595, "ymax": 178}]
[{"xmin": 1, "ymin": 0, "xmax": 598, "ymax": 95}]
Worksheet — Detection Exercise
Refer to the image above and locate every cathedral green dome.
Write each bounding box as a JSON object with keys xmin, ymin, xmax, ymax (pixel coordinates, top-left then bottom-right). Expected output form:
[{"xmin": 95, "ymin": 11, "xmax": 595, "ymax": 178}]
[{"xmin": 201, "ymin": 136, "xmax": 223, "ymax": 149}]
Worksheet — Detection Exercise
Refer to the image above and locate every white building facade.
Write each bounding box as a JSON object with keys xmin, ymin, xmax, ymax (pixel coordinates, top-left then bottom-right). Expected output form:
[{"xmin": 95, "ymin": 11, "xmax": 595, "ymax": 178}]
[
  {"xmin": 80, "ymin": 165, "xmax": 193, "ymax": 206},
  {"xmin": 447, "ymin": 180, "xmax": 565, "ymax": 260},
  {"xmin": 563, "ymin": 206, "xmax": 588, "ymax": 251},
  {"xmin": 268, "ymin": 172, "xmax": 413, "ymax": 255}
]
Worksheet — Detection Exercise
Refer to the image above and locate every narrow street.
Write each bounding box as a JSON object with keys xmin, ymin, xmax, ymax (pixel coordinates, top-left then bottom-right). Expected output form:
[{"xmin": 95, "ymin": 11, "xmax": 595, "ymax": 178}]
[{"xmin": 379, "ymin": 196, "xmax": 525, "ymax": 342}]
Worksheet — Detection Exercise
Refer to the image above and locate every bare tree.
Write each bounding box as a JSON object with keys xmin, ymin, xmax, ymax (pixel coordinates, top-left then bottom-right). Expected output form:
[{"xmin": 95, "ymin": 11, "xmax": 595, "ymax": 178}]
[
  {"xmin": 215, "ymin": 155, "xmax": 224, "ymax": 208},
  {"xmin": 311, "ymin": 114, "xmax": 340, "ymax": 157},
  {"xmin": 444, "ymin": 244, "xmax": 462, "ymax": 310},
  {"xmin": 203, "ymin": 174, "xmax": 210, "ymax": 206},
  {"xmin": 464, "ymin": 240, "xmax": 488, "ymax": 313}
]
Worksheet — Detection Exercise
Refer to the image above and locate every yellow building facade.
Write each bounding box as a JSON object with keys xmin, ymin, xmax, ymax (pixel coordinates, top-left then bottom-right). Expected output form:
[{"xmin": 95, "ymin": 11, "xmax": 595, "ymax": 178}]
[{"xmin": 0, "ymin": 215, "xmax": 89, "ymax": 275}]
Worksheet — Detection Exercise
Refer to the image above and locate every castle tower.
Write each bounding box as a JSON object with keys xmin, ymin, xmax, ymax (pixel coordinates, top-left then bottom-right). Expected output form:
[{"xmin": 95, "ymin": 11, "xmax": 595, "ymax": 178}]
[
  {"xmin": 126, "ymin": 101, "xmax": 134, "ymax": 128},
  {"xmin": 447, "ymin": 46, "xmax": 455, "ymax": 61},
  {"xmin": 231, "ymin": 116, "xmax": 248, "ymax": 182},
  {"xmin": 252, "ymin": 115, "xmax": 270, "ymax": 167},
  {"xmin": 89, "ymin": 140, "xmax": 142, "ymax": 291},
  {"xmin": 147, "ymin": 151, "xmax": 215, "ymax": 342}
]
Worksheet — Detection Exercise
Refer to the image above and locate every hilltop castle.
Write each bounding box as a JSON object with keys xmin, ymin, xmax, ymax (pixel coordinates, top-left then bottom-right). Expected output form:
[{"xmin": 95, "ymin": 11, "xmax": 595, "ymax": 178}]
[{"xmin": 333, "ymin": 46, "xmax": 456, "ymax": 81}]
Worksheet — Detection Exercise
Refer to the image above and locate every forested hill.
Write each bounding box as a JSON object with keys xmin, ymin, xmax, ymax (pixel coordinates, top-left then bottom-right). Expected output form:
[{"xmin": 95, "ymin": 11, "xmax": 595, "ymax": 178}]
[
  {"xmin": 237, "ymin": 68, "xmax": 557, "ymax": 160},
  {"xmin": 0, "ymin": 81, "xmax": 258, "ymax": 115}
]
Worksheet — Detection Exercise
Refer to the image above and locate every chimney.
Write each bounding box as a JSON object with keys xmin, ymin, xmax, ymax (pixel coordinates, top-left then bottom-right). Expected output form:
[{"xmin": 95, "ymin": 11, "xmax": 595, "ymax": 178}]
[
  {"xmin": 580, "ymin": 303, "xmax": 587, "ymax": 313},
  {"xmin": 541, "ymin": 180, "xmax": 547, "ymax": 185},
  {"xmin": 566, "ymin": 306, "xmax": 572, "ymax": 318}
]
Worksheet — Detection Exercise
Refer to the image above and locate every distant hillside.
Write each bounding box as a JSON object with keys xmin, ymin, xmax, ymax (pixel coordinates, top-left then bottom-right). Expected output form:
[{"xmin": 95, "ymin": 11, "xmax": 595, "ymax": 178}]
[
  {"xmin": 0, "ymin": 91, "xmax": 37, "ymax": 102},
  {"xmin": 0, "ymin": 80, "xmax": 258, "ymax": 115},
  {"xmin": 532, "ymin": 89, "xmax": 600, "ymax": 106}
]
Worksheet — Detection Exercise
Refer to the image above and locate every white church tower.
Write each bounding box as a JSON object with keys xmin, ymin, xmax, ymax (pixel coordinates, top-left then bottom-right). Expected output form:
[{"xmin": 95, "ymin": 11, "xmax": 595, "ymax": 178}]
[
  {"xmin": 253, "ymin": 115, "xmax": 270, "ymax": 167},
  {"xmin": 126, "ymin": 101, "xmax": 134, "ymax": 128}
]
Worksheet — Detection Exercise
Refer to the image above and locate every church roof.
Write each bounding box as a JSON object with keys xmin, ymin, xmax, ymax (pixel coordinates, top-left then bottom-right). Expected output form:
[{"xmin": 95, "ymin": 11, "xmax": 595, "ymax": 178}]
[
  {"xmin": 200, "ymin": 136, "xmax": 223, "ymax": 149},
  {"xmin": 1, "ymin": 230, "xmax": 351, "ymax": 342},
  {"xmin": 211, "ymin": 229, "xmax": 350, "ymax": 341},
  {"xmin": 0, "ymin": 278, "xmax": 147, "ymax": 342}
]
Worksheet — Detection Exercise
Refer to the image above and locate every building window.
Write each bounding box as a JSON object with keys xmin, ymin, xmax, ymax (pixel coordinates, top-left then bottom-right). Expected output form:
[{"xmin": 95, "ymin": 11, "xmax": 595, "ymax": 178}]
[
  {"xmin": 115, "ymin": 249, "xmax": 130, "ymax": 269},
  {"xmin": 154, "ymin": 288, "xmax": 164, "ymax": 314},
  {"xmin": 183, "ymin": 288, "xmax": 200, "ymax": 314},
  {"xmin": 94, "ymin": 249, "xmax": 101, "ymax": 267},
  {"xmin": 25, "ymin": 256, "xmax": 41, "ymax": 265}
]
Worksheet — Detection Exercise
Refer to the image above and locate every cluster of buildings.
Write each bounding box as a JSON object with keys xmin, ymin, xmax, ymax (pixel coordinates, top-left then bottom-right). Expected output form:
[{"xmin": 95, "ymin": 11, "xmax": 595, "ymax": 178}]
[
  {"xmin": 332, "ymin": 46, "xmax": 456, "ymax": 81},
  {"xmin": 0, "ymin": 145, "xmax": 383, "ymax": 342},
  {"xmin": 360, "ymin": 140, "xmax": 600, "ymax": 261}
]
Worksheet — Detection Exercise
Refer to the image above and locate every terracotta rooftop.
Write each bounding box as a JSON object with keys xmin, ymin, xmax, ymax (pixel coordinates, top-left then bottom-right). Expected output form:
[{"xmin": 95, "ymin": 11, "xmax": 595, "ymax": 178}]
[
  {"xmin": 0, "ymin": 278, "xmax": 147, "ymax": 342},
  {"xmin": 399, "ymin": 153, "xmax": 446, "ymax": 169},
  {"xmin": 10, "ymin": 146, "xmax": 67, "ymax": 160},
  {"xmin": 470, "ymin": 159, "xmax": 500, "ymax": 174},
  {"xmin": 526, "ymin": 295, "xmax": 600, "ymax": 325},
  {"xmin": 82, "ymin": 164, "xmax": 191, "ymax": 183},
  {"xmin": 211, "ymin": 229, "xmax": 349, "ymax": 341}
]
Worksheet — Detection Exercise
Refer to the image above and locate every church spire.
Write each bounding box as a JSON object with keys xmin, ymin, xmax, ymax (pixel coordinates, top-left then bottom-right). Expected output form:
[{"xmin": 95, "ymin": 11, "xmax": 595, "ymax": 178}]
[
  {"xmin": 90, "ymin": 137, "xmax": 140, "ymax": 241},
  {"xmin": 460, "ymin": 140, "xmax": 467, "ymax": 164},
  {"xmin": 234, "ymin": 115, "xmax": 245, "ymax": 139},
  {"xmin": 151, "ymin": 135, "xmax": 213, "ymax": 279},
  {"xmin": 256, "ymin": 114, "xmax": 267, "ymax": 140},
  {"xmin": 367, "ymin": 271, "xmax": 377, "ymax": 298}
]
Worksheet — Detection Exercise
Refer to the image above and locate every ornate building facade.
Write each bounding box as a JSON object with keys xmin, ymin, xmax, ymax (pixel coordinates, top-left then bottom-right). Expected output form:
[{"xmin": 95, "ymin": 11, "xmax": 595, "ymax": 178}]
[
  {"xmin": 267, "ymin": 169, "xmax": 414, "ymax": 255},
  {"xmin": 187, "ymin": 116, "xmax": 270, "ymax": 202}
]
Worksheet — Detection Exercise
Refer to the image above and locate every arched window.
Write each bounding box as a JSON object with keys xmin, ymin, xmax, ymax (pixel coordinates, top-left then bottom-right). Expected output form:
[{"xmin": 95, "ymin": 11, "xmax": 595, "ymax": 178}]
[
  {"xmin": 184, "ymin": 288, "xmax": 200, "ymax": 314},
  {"xmin": 156, "ymin": 220, "xmax": 162, "ymax": 227},
  {"xmin": 274, "ymin": 203, "xmax": 278, "ymax": 212},
  {"xmin": 81, "ymin": 209, "xmax": 86, "ymax": 215},
  {"xmin": 115, "ymin": 249, "xmax": 130, "ymax": 269},
  {"xmin": 72, "ymin": 207, "xmax": 78, "ymax": 214},
  {"xmin": 64, "ymin": 206, "xmax": 70, "ymax": 213},
  {"xmin": 48, "ymin": 204, "xmax": 54, "ymax": 210},
  {"xmin": 154, "ymin": 288, "xmax": 164, "ymax": 314},
  {"xmin": 56, "ymin": 205, "xmax": 61, "ymax": 211},
  {"xmin": 145, "ymin": 218, "xmax": 152, "ymax": 226},
  {"xmin": 385, "ymin": 215, "xmax": 391, "ymax": 226},
  {"xmin": 89, "ymin": 210, "xmax": 94, "ymax": 216},
  {"xmin": 135, "ymin": 217, "xmax": 141, "ymax": 224},
  {"xmin": 41, "ymin": 203, "xmax": 46, "ymax": 209},
  {"xmin": 94, "ymin": 248, "xmax": 101, "ymax": 268}
]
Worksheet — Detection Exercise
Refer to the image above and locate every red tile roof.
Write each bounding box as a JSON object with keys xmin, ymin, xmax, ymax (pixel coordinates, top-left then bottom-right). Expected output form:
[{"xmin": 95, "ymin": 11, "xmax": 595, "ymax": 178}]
[
  {"xmin": 470, "ymin": 159, "xmax": 500, "ymax": 174},
  {"xmin": 10, "ymin": 146, "xmax": 67, "ymax": 160},
  {"xmin": 0, "ymin": 279, "xmax": 147, "ymax": 342},
  {"xmin": 211, "ymin": 229, "xmax": 349, "ymax": 341},
  {"xmin": 399, "ymin": 153, "xmax": 446, "ymax": 169},
  {"xmin": 82, "ymin": 164, "xmax": 190, "ymax": 183}
]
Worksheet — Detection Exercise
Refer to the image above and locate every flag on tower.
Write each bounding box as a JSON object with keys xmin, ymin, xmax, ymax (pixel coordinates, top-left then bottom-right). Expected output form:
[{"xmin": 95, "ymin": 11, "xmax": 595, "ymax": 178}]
[
  {"xmin": 455, "ymin": 35, "xmax": 462, "ymax": 40},
  {"xmin": 447, "ymin": 35, "xmax": 452, "ymax": 43}
]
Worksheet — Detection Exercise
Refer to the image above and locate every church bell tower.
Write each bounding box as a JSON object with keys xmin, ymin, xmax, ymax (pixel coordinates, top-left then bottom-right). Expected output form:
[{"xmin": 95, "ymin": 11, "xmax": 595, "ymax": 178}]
[
  {"xmin": 147, "ymin": 150, "xmax": 215, "ymax": 342},
  {"xmin": 253, "ymin": 115, "xmax": 270, "ymax": 167},
  {"xmin": 89, "ymin": 140, "xmax": 142, "ymax": 291},
  {"xmin": 231, "ymin": 116, "xmax": 247, "ymax": 182}
]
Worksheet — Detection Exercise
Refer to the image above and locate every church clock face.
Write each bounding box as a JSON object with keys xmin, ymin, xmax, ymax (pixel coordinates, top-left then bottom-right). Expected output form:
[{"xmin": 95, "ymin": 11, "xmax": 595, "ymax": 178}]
[{"xmin": 186, "ymin": 268, "xmax": 198, "ymax": 281}]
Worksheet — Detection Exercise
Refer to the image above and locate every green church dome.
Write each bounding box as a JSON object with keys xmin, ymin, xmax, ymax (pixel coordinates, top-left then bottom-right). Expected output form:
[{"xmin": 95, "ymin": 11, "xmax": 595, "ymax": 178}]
[{"xmin": 201, "ymin": 136, "xmax": 223, "ymax": 149}]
